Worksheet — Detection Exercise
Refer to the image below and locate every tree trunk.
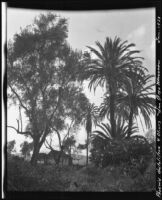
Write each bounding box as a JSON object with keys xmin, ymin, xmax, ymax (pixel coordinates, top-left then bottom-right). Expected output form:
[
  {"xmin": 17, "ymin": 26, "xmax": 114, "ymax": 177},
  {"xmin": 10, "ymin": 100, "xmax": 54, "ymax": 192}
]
[
  {"xmin": 109, "ymin": 84, "xmax": 116, "ymax": 138},
  {"xmin": 86, "ymin": 133, "xmax": 89, "ymax": 166},
  {"xmin": 57, "ymin": 146, "xmax": 64, "ymax": 166},
  {"xmin": 30, "ymin": 138, "xmax": 40, "ymax": 166},
  {"xmin": 127, "ymin": 107, "xmax": 133, "ymax": 138},
  {"xmin": 68, "ymin": 145, "xmax": 72, "ymax": 166}
]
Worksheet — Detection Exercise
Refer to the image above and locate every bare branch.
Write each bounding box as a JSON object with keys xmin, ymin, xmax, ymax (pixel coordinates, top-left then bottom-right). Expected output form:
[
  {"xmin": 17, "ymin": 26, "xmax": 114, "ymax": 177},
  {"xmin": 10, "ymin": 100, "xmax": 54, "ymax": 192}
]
[
  {"xmin": 52, "ymin": 128, "xmax": 61, "ymax": 149},
  {"xmin": 7, "ymin": 125, "xmax": 32, "ymax": 137},
  {"xmin": 44, "ymin": 139, "xmax": 51, "ymax": 150},
  {"xmin": 44, "ymin": 138, "xmax": 55, "ymax": 151},
  {"xmin": 39, "ymin": 124, "xmax": 49, "ymax": 147},
  {"xmin": 62, "ymin": 120, "xmax": 74, "ymax": 144},
  {"xmin": 7, "ymin": 118, "xmax": 33, "ymax": 137},
  {"xmin": 8, "ymin": 84, "xmax": 29, "ymax": 114},
  {"xmin": 48, "ymin": 88, "xmax": 62, "ymax": 122},
  {"xmin": 19, "ymin": 106, "xmax": 23, "ymax": 132}
]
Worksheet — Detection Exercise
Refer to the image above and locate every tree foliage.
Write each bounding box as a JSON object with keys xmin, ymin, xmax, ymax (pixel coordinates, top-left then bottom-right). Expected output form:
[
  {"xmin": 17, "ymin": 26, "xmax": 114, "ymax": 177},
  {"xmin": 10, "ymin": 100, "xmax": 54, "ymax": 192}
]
[
  {"xmin": 7, "ymin": 140, "xmax": 16, "ymax": 154},
  {"xmin": 20, "ymin": 141, "xmax": 34, "ymax": 159},
  {"xmin": 84, "ymin": 37, "xmax": 155, "ymax": 168},
  {"xmin": 82, "ymin": 36, "xmax": 147, "ymax": 138},
  {"xmin": 7, "ymin": 13, "xmax": 85, "ymax": 165}
]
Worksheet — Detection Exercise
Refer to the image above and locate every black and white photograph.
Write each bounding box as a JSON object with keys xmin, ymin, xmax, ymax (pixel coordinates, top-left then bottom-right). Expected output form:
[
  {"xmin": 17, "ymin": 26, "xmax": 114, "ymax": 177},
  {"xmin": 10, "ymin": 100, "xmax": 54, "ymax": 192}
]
[{"xmin": 2, "ymin": 0, "xmax": 161, "ymax": 197}]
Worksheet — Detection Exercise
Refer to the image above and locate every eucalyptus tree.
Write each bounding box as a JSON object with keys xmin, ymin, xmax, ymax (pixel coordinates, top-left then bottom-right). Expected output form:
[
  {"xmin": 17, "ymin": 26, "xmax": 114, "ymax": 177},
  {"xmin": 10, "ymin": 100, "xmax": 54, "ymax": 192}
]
[
  {"xmin": 7, "ymin": 13, "xmax": 83, "ymax": 165},
  {"xmin": 45, "ymin": 86, "xmax": 90, "ymax": 165},
  {"xmin": 82, "ymin": 37, "xmax": 145, "ymax": 138}
]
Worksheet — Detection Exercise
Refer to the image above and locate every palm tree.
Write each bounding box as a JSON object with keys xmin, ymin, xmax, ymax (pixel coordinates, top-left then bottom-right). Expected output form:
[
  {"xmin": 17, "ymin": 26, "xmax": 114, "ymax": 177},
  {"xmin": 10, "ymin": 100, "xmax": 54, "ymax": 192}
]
[
  {"xmin": 84, "ymin": 36, "xmax": 144, "ymax": 138},
  {"xmin": 116, "ymin": 70, "xmax": 156, "ymax": 137},
  {"xmin": 99, "ymin": 65, "xmax": 155, "ymax": 138},
  {"xmin": 91, "ymin": 120, "xmax": 150, "ymax": 167},
  {"xmin": 93, "ymin": 118, "xmax": 139, "ymax": 142},
  {"xmin": 82, "ymin": 103, "xmax": 99, "ymax": 166}
]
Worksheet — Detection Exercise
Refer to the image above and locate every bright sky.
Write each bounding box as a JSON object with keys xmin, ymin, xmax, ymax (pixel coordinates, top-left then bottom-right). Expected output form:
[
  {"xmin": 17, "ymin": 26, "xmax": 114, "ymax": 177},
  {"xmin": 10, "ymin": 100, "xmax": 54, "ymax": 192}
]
[{"xmin": 7, "ymin": 8, "xmax": 156, "ymax": 153}]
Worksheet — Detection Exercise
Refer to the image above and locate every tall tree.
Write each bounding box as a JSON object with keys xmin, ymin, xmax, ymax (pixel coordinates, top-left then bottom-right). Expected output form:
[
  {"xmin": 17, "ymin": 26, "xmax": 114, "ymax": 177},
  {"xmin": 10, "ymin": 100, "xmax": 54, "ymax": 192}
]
[
  {"xmin": 82, "ymin": 37, "xmax": 145, "ymax": 138},
  {"xmin": 117, "ymin": 70, "xmax": 155, "ymax": 137},
  {"xmin": 7, "ymin": 13, "xmax": 82, "ymax": 165},
  {"xmin": 81, "ymin": 103, "xmax": 99, "ymax": 166}
]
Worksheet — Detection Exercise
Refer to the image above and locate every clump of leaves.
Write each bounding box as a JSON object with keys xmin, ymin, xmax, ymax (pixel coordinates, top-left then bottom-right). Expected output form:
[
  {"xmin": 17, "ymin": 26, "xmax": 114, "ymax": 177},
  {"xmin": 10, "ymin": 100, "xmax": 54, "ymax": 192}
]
[{"xmin": 90, "ymin": 130, "xmax": 153, "ymax": 169}]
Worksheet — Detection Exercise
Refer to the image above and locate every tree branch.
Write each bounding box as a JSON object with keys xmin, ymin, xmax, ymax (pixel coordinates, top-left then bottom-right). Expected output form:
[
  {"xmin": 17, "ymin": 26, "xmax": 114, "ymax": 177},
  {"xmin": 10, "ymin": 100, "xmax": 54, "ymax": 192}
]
[
  {"xmin": 39, "ymin": 125, "xmax": 49, "ymax": 147},
  {"xmin": 8, "ymin": 84, "xmax": 29, "ymax": 115},
  {"xmin": 19, "ymin": 105, "xmax": 23, "ymax": 132},
  {"xmin": 48, "ymin": 87, "xmax": 62, "ymax": 122},
  {"xmin": 40, "ymin": 87, "xmax": 62, "ymax": 147},
  {"xmin": 62, "ymin": 120, "xmax": 74, "ymax": 144},
  {"xmin": 7, "ymin": 125, "xmax": 32, "ymax": 137},
  {"xmin": 52, "ymin": 128, "xmax": 62, "ymax": 150},
  {"xmin": 44, "ymin": 138, "xmax": 55, "ymax": 151}
]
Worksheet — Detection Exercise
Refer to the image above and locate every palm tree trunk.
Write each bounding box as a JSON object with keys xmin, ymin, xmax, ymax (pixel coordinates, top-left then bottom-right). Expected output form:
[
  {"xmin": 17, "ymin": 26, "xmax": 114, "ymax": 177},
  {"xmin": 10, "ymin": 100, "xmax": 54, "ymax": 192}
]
[
  {"xmin": 109, "ymin": 83, "xmax": 116, "ymax": 138},
  {"xmin": 128, "ymin": 107, "xmax": 133, "ymax": 138}
]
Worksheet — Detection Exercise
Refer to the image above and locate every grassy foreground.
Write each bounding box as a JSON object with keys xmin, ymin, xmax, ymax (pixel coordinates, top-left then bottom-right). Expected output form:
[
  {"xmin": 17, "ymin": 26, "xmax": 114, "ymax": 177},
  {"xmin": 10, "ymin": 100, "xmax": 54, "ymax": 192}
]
[{"xmin": 7, "ymin": 156, "xmax": 155, "ymax": 192}]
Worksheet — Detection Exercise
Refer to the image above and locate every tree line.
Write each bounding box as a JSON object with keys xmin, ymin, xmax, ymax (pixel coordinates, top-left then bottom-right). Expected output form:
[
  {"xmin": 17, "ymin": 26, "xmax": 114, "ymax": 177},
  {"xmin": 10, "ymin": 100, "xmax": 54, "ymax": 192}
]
[{"xmin": 7, "ymin": 13, "xmax": 155, "ymax": 167}]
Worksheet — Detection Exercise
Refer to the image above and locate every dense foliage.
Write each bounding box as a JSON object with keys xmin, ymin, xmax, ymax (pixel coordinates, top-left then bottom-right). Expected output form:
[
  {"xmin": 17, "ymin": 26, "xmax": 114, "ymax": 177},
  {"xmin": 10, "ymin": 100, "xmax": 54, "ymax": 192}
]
[
  {"xmin": 90, "ymin": 136, "xmax": 153, "ymax": 168},
  {"xmin": 7, "ymin": 13, "xmax": 89, "ymax": 165}
]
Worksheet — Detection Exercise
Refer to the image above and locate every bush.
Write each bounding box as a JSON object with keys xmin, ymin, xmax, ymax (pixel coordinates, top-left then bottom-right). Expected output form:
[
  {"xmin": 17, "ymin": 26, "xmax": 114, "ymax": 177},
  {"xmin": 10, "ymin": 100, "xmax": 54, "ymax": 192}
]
[{"xmin": 90, "ymin": 137, "xmax": 153, "ymax": 169}]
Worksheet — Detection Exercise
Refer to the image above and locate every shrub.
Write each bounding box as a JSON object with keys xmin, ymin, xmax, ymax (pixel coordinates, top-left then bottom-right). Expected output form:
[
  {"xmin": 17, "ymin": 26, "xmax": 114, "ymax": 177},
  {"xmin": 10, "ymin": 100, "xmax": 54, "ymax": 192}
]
[{"xmin": 90, "ymin": 136, "xmax": 153, "ymax": 168}]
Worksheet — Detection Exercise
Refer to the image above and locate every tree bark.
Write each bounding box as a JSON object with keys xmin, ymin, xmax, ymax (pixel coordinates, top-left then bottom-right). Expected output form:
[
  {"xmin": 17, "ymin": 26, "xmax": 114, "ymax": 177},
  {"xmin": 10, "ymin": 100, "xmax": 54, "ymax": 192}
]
[
  {"xmin": 109, "ymin": 83, "xmax": 116, "ymax": 138},
  {"xmin": 68, "ymin": 145, "xmax": 72, "ymax": 166},
  {"xmin": 86, "ymin": 133, "xmax": 89, "ymax": 166},
  {"xmin": 127, "ymin": 107, "xmax": 133, "ymax": 138},
  {"xmin": 30, "ymin": 138, "xmax": 40, "ymax": 166}
]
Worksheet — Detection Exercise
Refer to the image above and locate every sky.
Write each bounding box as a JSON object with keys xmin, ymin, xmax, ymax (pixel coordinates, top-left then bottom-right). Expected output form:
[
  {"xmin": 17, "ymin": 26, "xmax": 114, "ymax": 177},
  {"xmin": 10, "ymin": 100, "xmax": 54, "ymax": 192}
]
[{"xmin": 7, "ymin": 7, "xmax": 156, "ymax": 153}]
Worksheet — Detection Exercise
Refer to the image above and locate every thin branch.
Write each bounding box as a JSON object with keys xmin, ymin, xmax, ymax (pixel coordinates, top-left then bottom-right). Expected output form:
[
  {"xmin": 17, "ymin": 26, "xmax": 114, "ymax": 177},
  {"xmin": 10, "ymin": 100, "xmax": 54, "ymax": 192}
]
[
  {"xmin": 62, "ymin": 120, "xmax": 74, "ymax": 144},
  {"xmin": 8, "ymin": 84, "xmax": 29, "ymax": 114},
  {"xmin": 19, "ymin": 105, "xmax": 23, "ymax": 132},
  {"xmin": 52, "ymin": 128, "xmax": 62, "ymax": 150},
  {"xmin": 44, "ymin": 138, "xmax": 55, "ymax": 151},
  {"xmin": 39, "ymin": 125, "xmax": 48, "ymax": 147},
  {"xmin": 48, "ymin": 88, "xmax": 62, "ymax": 122},
  {"xmin": 40, "ymin": 88, "xmax": 62, "ymax": 147},
  {"xmin": 7, "ymin": 126, "xmax": 18, "ymax": 132},
  {"xmin": 7, "ymin": 124, "xmax": 32, "ymax": 137},
  {"xmin": 44, "ymin": 139, "xmax": 51, "ymax": 150}
]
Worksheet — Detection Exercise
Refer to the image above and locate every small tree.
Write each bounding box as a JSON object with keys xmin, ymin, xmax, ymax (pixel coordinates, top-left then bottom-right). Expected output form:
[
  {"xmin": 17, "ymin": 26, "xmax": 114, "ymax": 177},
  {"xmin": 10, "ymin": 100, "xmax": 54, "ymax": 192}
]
[
  {"xmin": 20, "ymin": 141, "xmax": 33, "ymax": 160},
  {"xmin": 62, "ymin": 135, "xmax": 76, "ymax": 158},
  {"xmin": 7, "ymin": 140, "xmax": 16, "ymax": 154}
]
